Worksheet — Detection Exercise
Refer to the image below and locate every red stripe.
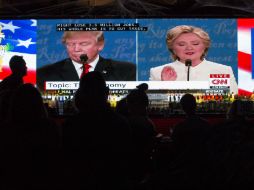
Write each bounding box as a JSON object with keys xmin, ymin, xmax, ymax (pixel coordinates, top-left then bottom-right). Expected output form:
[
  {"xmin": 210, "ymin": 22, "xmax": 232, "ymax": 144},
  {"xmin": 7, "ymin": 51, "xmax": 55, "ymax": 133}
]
[
  {"xmin": 238, "ymin": 88, "xmax": 253, "ymax": 96},
  {"xmin": 238, "ymin": 51, "xmax": 252, "ymax": 72},
  {"xmin": 0, "ymin": 67, "xmax": 12, "ymax": 79},
  {"xmin": 0, "ymin": 67, "xmax": 36, "ymax": 85},
  {"xmin": 24, "ymin": 70, "xmax": 36, "ymax": 84},
  {"xmin": 238, "ymin": 19, "xmax": 254, "ymax": 28}
]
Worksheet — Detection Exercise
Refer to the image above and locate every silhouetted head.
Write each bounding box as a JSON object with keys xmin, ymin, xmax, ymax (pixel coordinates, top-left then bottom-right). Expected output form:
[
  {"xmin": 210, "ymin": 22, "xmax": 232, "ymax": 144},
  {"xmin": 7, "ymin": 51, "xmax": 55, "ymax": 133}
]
[
  {"xmin": 136, "ymin": 83, "xmax": 149, "ymax": 92},
  {"xmin": 75, "ymin": 71, "xmax": 109, "ymax": 112},
  {"xmin": 180, "ymin": 93, "xmax": 197, "ymax": 115},
  {"xmin": 127, "ymin": 89, "xmax": 149, "ymax": 115},
  {"xmin": 8, "ymin": 83, "xmax": 48, "ymax": 123},
  {"xmin": 9, "ymin": 55, "xmax": 27, "ymax": 77}
]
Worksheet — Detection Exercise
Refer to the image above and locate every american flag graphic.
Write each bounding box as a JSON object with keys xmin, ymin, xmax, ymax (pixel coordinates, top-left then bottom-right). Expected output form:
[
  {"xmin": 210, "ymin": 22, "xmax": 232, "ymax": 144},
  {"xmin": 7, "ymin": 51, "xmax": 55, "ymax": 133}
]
[
  {"xmin": 0, "ymin": 20, "xmax": 36, "ymax": 84},
  {"xmin": 238, "ymin": 19, "xmax": 254, "ymax": 96}
]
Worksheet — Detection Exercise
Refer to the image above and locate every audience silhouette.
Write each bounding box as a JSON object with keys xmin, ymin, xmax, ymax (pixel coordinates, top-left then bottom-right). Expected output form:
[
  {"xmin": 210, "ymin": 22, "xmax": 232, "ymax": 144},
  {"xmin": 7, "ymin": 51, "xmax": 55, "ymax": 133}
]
[
  {"xmin": 0, "ymin": 89, "xmax": 14, "ymax": 122},
  {"xmin": 126, "ymin": 88, "xmax": 157, "ymax": 188},
  {"xmin": 0, "ymin": 83, "xmax": 61, "ymax": 190},
  {"xmin": 0, "ymin": 55, "xmax": 27, "ymax": 92},
  {"xmin": 0, "ymin": 55, "xmax": 28, "ymax": 124},
  {"xmin": 115, "ymin": 96, "xmax": 129, "ymax": 117},
  {"xmin": 63, "ymin": 71, "xmax": 132, "ymax": 190},
  {"xmin": 203, "ymin": 99, "xmax": 254, "ymax": 189},
  {"xmin": 0, "ymin": 59, "xmax": 253, "ymax": 190},
  {"xmin": 116, "ymin": 82, "xmax": 149, "ymax": 117},
  {"xmin": 8, "ymin": 83, "xmax": 48, "ymax": 122},
  {"xmin": 148, "ymin": 93, "xmax": 211, "ymax": 190},
  {"xmin": 136, "ymin": 83, "xmax": 149, "ymax": 92}
]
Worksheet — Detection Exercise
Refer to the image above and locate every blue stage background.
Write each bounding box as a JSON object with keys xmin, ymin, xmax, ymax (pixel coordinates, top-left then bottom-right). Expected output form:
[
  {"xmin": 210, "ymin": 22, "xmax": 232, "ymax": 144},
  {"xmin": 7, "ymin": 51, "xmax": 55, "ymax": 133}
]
[
  {"xmin": 137, "ymin": 19, "xmax": 238, "ymax": 81},
  {"xmin": 37, "ymin": 18, "xmax": 137, "ymax": 69},
  {"xmin": 36, "ymin": 18, "xmax": 238, "ymax": 82}
]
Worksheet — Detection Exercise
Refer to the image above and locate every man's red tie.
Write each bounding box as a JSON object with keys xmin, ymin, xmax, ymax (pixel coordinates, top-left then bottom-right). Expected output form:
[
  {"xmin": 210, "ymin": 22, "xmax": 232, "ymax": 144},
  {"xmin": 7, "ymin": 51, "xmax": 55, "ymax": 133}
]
[{"xmin": 81, "ymin": 64, "xmax": 91, "ymax": 78}]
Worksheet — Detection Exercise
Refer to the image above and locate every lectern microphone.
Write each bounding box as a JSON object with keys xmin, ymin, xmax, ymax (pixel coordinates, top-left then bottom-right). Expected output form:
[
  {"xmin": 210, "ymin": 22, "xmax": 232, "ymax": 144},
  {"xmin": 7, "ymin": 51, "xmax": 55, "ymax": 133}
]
[{"xmin": 185, "ymin": 59, "xmax": 192, "ymax": 81}]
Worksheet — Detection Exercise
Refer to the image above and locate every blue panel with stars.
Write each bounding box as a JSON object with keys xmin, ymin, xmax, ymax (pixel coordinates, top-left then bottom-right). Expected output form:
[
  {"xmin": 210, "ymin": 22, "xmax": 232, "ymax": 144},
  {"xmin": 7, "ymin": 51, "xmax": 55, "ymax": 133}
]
[{"xmin": 0, "ymin": 20, "xmax": 36, "ymax": 54}]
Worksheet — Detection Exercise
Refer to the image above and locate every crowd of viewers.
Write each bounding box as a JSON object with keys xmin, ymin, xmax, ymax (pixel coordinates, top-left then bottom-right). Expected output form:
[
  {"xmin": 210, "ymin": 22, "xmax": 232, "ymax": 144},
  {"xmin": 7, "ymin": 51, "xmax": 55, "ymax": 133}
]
[{"xmin": 0, "ymin": 55, "xmax": 254, "ymax": 189}]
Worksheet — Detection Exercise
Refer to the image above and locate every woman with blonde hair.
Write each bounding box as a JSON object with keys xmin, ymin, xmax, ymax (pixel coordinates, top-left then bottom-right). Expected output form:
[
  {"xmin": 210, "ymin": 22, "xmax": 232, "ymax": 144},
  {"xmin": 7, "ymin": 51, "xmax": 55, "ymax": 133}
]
[{"xmin": 149, "ymin": 25, "xmax": 238, "ymax": 94}]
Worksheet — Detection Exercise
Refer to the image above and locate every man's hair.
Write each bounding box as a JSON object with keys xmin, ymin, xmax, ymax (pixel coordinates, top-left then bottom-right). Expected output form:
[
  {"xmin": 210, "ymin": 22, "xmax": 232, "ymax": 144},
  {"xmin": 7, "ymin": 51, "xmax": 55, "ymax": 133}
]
[
  {"xmin": 166, "ymin": 25, "xmax": 211, "ymax": 61},
  {"xmin": 62, "ymin": 31, "xmax": 104, "ymax": 44}
]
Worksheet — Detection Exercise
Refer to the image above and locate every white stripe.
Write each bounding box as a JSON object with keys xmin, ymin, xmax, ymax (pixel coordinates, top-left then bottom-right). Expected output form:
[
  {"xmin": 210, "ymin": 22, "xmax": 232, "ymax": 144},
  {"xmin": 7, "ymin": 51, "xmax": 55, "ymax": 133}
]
[
  {"xmin": 1, "ymin": 52, "xmax": 36, "ymax": 70},
  {"xmin": 238, "ymin": 69, "xmax": 254, "ymax": 93},
  {"xmin": 238, "ymin": 28, "xmax": 252, "ymax": 54}
]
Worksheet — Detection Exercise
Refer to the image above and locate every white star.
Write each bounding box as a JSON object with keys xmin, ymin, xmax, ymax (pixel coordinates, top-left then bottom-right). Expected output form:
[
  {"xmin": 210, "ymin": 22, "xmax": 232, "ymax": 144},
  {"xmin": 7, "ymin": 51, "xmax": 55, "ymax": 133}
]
[
  {"xmin": 0, "ymin": 21, "xmax": 20, "ymax": 33},
  {"xmin": 30, "ymin": 19, "xmax": 37, "ymax": 26},
  {"xmin": 0, "ymin": 33, "xmax": 5, "ymax": 39},
  {"xmin": 17, "ymin": 38, "xmax": 35, "ymax": 48}
]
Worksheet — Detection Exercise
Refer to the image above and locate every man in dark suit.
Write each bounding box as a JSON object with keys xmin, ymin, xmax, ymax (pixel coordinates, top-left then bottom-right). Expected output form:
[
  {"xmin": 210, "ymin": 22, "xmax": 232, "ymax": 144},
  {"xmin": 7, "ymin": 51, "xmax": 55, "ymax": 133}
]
[{"xmin": 36, "ymin": 31, "xmax": 136, "ymax": 91}]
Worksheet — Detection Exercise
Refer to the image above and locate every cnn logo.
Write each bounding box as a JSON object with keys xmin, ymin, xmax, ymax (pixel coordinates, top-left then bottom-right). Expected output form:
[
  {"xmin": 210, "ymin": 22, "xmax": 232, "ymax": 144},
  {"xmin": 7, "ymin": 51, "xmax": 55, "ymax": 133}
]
[
  {"xmin": 211, "ymin": 79, "xmax": 228, "ymax": 85},
  {"xmin": 209, "ymin": 75, "xmax": 230, "ymax": 88}
]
